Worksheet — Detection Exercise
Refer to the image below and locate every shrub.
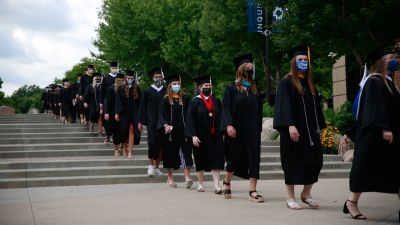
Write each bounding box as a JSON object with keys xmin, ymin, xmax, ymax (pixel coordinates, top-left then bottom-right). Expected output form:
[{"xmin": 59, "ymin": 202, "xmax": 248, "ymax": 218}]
[
  {"xmin": 263, "ymin": 103, "xmax": 274, "ymax": 117},
  {"xmin": 324, "ymin": 101, "xmax": 355, "ymax": 133}
]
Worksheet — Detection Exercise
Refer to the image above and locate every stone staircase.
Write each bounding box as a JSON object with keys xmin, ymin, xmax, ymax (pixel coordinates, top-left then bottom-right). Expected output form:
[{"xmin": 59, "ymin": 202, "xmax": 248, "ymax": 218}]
[{"xmin": 0, "ymin": 114, "xmax": 351, "ymax": 188}]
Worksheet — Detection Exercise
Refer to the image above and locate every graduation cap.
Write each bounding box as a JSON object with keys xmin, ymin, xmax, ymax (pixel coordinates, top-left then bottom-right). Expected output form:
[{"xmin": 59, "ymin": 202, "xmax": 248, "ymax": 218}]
[
  {"xmin": 116, "ymin": 72, "xmax": 125, "ymax": 79},
  {"xmin": 125, "ymin": 70, "xmax": 136, "ymax": 76},
  {"xmin": 62, "ymin": 78, "xmax": 69, "ymax": 82},
  {"xmin": 93, "ymin": 72, "xmax": 102, "ymax": 77},
  {"xmin": 87, "ymin": 64, "xmax": 94, "ymax": 69},
  {"xmin": 148, "ymin": 67, "xmax": 163, "ymax": 77},
  {"xmin": 109, "ymin": 61, "xmax": 118, "ymax": 67},
  {"xmin": 233, "ymin": 53, "xmax": 253, "ymax": 71},
  {"xmin": 287, "ymin": 44, "xmax": 309, "ymax": 58},
  {"xmin": 194, "ymin": 75, "xmax": 211, "ymax": 86},
  {"xmin": 77, "ymin": 73, "xmax": 83, "ymax": 77},
  {"xmin": 164, "ymin": 74, "xmax": 180, "ymax": 84},
  {"xmin": 366, "ymin": 44, "xmax": 393, "ymax": 67}
]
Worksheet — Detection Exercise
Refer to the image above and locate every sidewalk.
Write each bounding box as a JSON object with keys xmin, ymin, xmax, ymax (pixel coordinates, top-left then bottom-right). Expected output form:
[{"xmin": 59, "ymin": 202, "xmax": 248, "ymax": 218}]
[{"xmin": 0, "ymin": 178, "xmax": 398, "ymax": 225}]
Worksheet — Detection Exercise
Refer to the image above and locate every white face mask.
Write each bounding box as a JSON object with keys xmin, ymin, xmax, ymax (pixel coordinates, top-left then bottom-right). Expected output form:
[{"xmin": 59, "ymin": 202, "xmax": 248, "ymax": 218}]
[{"xmin": 111, "ymin": 68, "xmax": 118, "ymax": 74}]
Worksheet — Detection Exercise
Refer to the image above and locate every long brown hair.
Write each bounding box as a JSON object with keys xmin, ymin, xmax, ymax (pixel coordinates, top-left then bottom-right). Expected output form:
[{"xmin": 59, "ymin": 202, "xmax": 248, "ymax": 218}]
[
  {"xmin": 369, "ymin": 57, "xmax": 392, "ymax": 93},
  {"xmin": 119, "ymin": 76, "xmax": 140, "ymax": 100},
  {"xmin": 165, "ymin": 80, "xmax": 183, "ymax": 105},
  {"xmin": 235, "ymin": 63, "xmax": 258, "ymax": 95},
  {"xmin": 287, "ymin": 57, "xmax": 316, "ymax": 95},
  {"xmin": 114, "ymin": 78, "xmax": 125, "ymax": 93}
]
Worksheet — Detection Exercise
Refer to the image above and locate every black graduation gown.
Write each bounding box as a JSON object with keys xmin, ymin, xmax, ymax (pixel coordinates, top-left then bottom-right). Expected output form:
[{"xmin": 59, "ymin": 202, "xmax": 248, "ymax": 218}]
[
  {"xmin": 350, "ymin": 75, "xmax": 400, "ymax": 193},
  {"xmin": 115, "ymin": 85, "xmax": 141, "ymax": 145},
  {"xmin": 157, "ymin": 95, "xmax": 193, "ymax": 171},
  {"xmin": 59, "ymin": 87, "xmax": 74, "ymax": 117},
  {"xmin": 102, "ymin": 74, "xmax": 117, "ymax": 137},
  {"xmin": 220, "ymin": 83, "xmax": 263, "ymax": 179},
  {"xmin": 104, "ymin": 85, "xmax": 120, "ymax": 143},
  {"xmin": 138, "ymin": 86, "xmax": 166, "ymax": 160},
  {"xmin": 84, "ymin": 84, "xmax": 102, "ymax": 123},
  {"xmin": 185, "ymin": 96, "xmax": 225, "ymax": 172},
  {"xmin": 273, "ymin": 76, "xmax": 326, "ymax": 185},
  {"xmin": 80, "ymin": 74, "xmax": 94, "ymax": 119}
]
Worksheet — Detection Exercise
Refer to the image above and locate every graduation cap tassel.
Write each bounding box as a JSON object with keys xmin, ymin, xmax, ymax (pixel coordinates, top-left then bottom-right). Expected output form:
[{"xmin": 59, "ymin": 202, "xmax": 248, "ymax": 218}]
[
  {"xmin": 253, "ymin": 61, "xmax": 256, "ymax": 80},
  {"xmin": 160, "ymin": 67, "xmax": 165, "ymax": 78},
  {"xmin": 307, "ymin": 47, "xmax": 311, "ymax": 66},
  {"xmin": 210, "ymin": 76, "xmax": 213, "ymax": 96}
]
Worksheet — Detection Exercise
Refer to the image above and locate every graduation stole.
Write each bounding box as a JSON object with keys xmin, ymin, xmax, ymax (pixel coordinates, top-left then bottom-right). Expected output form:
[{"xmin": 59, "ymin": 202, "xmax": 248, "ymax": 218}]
[{"xmin": 200, "ymin": 93, "xmax": 215, "ymax": 135}]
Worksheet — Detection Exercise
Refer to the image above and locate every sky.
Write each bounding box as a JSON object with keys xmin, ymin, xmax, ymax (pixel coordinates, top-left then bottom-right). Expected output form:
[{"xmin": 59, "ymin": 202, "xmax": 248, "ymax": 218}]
[{"xmin": 0, "ymin": 0, "xmax": 102, "ymax": 96}]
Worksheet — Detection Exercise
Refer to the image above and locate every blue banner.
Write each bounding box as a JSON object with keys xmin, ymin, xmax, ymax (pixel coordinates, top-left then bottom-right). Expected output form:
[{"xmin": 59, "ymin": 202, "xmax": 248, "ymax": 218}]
[{"xmin": 247, "ymin": 0, "xmax": 264, "ymax": 33}]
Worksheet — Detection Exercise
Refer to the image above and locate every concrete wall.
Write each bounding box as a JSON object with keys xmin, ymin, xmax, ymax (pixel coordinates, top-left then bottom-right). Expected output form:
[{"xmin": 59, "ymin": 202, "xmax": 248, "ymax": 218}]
[{"xmin": 332, "ymin": 56, "xmax": 347, "ymax": 110}]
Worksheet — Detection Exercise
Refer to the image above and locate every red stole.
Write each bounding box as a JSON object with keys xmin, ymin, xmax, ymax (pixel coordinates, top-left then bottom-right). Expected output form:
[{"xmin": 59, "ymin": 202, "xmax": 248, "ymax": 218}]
[{"xmin": 200, "ymin": 94, "xmax": 215, "ymax": 135}]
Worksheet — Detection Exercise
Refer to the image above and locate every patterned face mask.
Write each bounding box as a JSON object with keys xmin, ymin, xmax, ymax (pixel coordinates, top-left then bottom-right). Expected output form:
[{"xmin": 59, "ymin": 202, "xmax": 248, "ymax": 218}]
[{"xmin": 296, "ymin": 61, "xmax": 308, "ymax": 72}]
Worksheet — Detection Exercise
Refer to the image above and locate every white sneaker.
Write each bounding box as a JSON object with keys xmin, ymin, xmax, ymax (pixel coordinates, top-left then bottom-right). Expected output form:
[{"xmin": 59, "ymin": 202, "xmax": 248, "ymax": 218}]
[
  {"xmin": 147, "ymin": 166, "xmax": 156, "ymax": 177},
  {"xmin": 155, "ymin": 168, "xmax": 164, "ymax": 176}
]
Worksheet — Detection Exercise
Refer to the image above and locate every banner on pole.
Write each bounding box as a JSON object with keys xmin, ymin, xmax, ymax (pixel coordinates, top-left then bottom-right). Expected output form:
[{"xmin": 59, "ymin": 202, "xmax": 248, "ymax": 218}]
[{"xmin": 247, "ymin": 0, "xmax": 264, "ymax": 33}]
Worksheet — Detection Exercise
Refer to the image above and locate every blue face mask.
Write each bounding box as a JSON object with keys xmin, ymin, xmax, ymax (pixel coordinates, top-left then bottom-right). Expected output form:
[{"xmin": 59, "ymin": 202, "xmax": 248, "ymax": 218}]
[
  {"xmin": 241, "ymin": 80, "xmax": 251, "ymax": 87},
  {"xmin": 76, "ymin": 80, "xmax": 80, "ymax": 84},
  {"xmin": 388, "ymin": 59, "xmax": 398, "ymax": 72},
  {"xmin": 127, "ymin": 79, "xmax": 133, "ymax": 85},
  {"xmin": 296, "ymin": 61, "xmax": 308, "ymax": 72},
  {"xmin": 171, "ymin": 84, "xmax": 181, "ymax": 93}
]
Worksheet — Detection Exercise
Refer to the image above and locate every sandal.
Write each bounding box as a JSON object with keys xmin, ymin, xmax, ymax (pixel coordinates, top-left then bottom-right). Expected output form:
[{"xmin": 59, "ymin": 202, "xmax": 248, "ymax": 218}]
[
  {"xmin": 249, "ymin": 190, "xmax": 264, "ymax": 203},
  {"xmin": 287, "ymin": 200, "xmax": 302, "ymax": 210},
  {"xmin": 214, "ymin": 186, "xmax": 222, "ymax": 195},
  {"xmin": 222, "ymin": 180, "xmax": 231, "ymax": 199},
  {"xmin": 301, "ymin": 197, "xmax": 319, "ymax": 209},
  {"xmin": 343, "ymin": 199, "xmax": 367, "ymax": 220},
  {"xmin": 196, "ymin": 185, "xmax": 205, "ymax": 192},
  {"xmin": 167, "ymin": 179, "xmax": 177, "ymax": 188},
  {"xmin": 185, "ymin": 177, "xmax": 193, "ymax": 189}
]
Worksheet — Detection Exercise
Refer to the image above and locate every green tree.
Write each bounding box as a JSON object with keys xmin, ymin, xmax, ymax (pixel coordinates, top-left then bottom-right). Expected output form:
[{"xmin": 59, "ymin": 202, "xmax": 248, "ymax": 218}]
[{"xmin": 5, "ymin": 85, "xmax": 44, "ymax": 113}]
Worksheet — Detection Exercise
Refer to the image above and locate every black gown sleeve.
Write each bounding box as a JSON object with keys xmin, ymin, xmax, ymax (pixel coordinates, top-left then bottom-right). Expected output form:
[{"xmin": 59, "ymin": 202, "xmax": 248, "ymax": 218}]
[
  {"xmin": 273, "ymin": 77, "xmax": 295, "ymax": 130},
  {"xmin": 114, "ymin": 88, "xmax": 123, "ymax": 115},
  {"xmin": 220, "ymin": 85, "xmax": 235, "ymax": 132},
  {"xmin": 185, "ymin": 98, "xmax": 198, "ymax": 137},
  {"xmin": 359, "ymin": 77, "xmax": 390, "ymax": 130},
  {"xmin": 138, "ymin": 89, "xmax": 148, "ymax": 125},
  {"xmin": 84, "ymin": 86, "xmax": 90, "ymax": 104},
  {"xmin": 157, "ymin": 97, "xmax": 170, "ymax": 130}
]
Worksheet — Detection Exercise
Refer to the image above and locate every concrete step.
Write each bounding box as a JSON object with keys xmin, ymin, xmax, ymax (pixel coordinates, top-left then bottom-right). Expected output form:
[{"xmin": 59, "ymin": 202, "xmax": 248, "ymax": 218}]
[
  {"xmin": 0, "ymin": 161, "xmax": 351, "ymax": 179},
  {"xmin": 0, "ymin": 145, "xmax": 280, "ymax": 158},
  {"xmin": 0, "ymin": 132, "xmax": 149, "ymax": 139},
  {"xmin": 0, "ymin": 169, "xmax": 350, "ymax": 189},
  {"xmin": 0, "ymin": 154, "xmax": 344, "ymax": 170}
]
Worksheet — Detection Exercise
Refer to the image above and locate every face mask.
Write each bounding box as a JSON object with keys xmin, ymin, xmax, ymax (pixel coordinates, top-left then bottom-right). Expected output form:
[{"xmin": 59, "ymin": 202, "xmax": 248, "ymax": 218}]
[
  {"xmin": 245, "ymin": 70, "xmax": 253, "ymax": 78},
  {"xmin": 171, "ymin": 84, "xmax": 181, "ymax": 93},
  {"xmin": 127, "ymin": 79, "xmax": 133, "ymax": 85},
  {"xmin": 88, "ymin": 69, "xmax": 94, "ymax": 74},
  {"xmin": 388, "ymin": 59, "xmax": 398, "ymax": 72},
  {"xmin": 241, "ymin": 80, "xmax": 251, "ymax": 87},
  {"xmin": 76, "ymin": 80, "xmax": 80, "ymax": 84},
  {"xmin": 64, "ymin": 82, "xmax": 69, "ymax": 87},
  {"xmin": 202, "ymin": 87, "xmax": 211, "ymax": 96},
  {"xmin": 95, "ymin": 79, "xmax": 101, "ymax": 84},
  {"xmin": 111, "ymin": 68, "xmax": 118, "ymax": 74},
  {"xmin": 153, "ymin": 78, "xmax": 162, "ymax": 86},
  {"xmin": 296, "ymin": 61, "xmax": 308, "ymax": 72}
]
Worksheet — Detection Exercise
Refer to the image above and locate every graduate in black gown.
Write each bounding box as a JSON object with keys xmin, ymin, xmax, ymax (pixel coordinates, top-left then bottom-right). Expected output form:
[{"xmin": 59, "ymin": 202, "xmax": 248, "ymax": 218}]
[
  {"xmin": 220, "ymin": 53, "xmax": 264, "ymax": 202},
  {"xmin": 185, "ymin": 75, "xmax": 224, "ymax": 194},
  {"xmin": 157, "ymin": 74, "xmax": 193, "ymax": 188},
  {"xmin": 274, "ymin": 45, "xmax": 326, "ymax": 209},
  {"xmin": 138, "ymin": 67, "xmax": 166, "ymax": 176},
  {"xmin": 115, "ymin": 70, "xmax": 141, "ymax": 159},
  {"xmin": 75, "ymin": 73, "xmax": 85, "ymax": 124},
  {"xmin": 84, "ymin": 72, "xmax": 103, "ymax": 134},
  {"xmin": 102, "ymin": 61, "xmax": 119, "ymax": 143},
  {"xmin": 80, "ymin": 65, "xmax": 95, "ymax": 125},
  {"xmin": 104, "ymin": 72, "xmax": 125, "ymax": 157},
  {"xmin": 343, "ymin": 45, "xmax": 400, "ymax": 220},
  {"xmin": 58, "ymin": 79, "xmax": 75, "ymax": 124}
]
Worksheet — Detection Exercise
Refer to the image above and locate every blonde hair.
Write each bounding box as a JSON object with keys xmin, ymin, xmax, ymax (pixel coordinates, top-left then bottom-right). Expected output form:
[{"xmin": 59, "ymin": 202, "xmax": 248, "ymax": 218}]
[
  {"xmin": 369, "ymin": 57, "xmax": 392, "ymax": 93},
  {"xmin": 114, "ymin": 78, "xmax": 125, "ymax": 93},
  {"xmin": 287, "ymin": 57, "xmax": 316, "ymax": 95},
  {"xmin": 235, "ymin": 63, "xmax": 258, "ymax": 95}
]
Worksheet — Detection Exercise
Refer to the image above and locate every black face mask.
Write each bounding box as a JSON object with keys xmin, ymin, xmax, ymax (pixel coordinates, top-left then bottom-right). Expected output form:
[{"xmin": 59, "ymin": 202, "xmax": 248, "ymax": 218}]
[
  {"xmin": 245, "ymin": 69, "xmax": 253, "ymax": 78},
  {"xmin": 202, "ymin": 88, "xmax": 211, "ymax": 96}
]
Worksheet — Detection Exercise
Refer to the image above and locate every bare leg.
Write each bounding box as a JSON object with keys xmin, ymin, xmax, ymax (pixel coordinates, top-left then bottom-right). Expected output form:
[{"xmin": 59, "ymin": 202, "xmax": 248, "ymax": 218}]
[
  {"xmin": 212, "ymin": 170, "xmax": 221, "ymax": 191},
  {"xmin": 114, "ymin": 144, "xmax": 119, "ymax": 158},
  {"xmin": 286, "ymin": 184, "xmax": 296, "ymax": 201},
  {"xmin": 345, "ymin": 192, "xmax": 366, "ymax": 218},
  {"xmin": 127, "ymin": 124, "xmax": 134, "ymax": 159},
  {"xmin": 196, "ymin": 171, "xmax": 204, "ymax": 191}
]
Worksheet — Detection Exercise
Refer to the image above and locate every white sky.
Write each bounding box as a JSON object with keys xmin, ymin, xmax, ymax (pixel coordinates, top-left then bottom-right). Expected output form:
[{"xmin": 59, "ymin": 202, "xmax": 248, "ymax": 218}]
[{"xmin": 0, "ymin": 0, "xmax": 102, "ymax": 96}]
